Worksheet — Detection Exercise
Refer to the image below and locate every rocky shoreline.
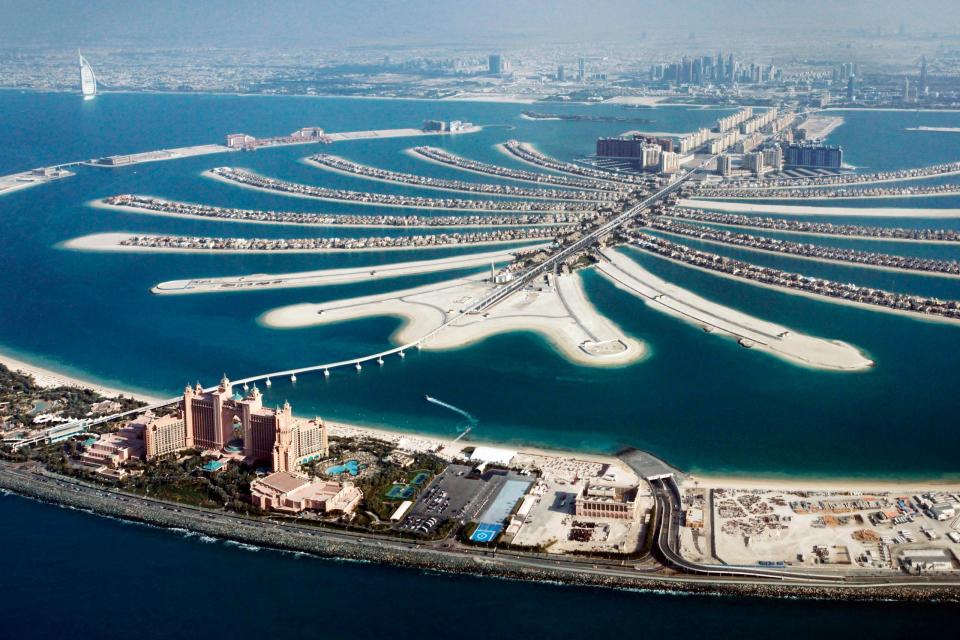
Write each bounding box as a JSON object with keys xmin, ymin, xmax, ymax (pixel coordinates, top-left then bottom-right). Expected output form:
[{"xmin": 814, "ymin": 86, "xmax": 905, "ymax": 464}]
[{"xmin": 2, "ymin": 464, "xmax": 956, "ymax": 603}]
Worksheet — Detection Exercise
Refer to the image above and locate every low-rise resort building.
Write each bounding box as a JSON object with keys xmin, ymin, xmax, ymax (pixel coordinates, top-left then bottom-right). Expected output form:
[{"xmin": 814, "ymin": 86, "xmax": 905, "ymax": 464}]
[{"xmin": 250, "ymin": 471, "xmax": 363, "ymax": 515}]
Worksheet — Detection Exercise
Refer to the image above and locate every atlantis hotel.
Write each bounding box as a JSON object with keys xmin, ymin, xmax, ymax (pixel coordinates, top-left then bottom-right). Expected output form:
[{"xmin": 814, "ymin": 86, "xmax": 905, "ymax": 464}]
[{"xmin": 142, "ymin": 376, "xmax": 328, "ymax": 473}]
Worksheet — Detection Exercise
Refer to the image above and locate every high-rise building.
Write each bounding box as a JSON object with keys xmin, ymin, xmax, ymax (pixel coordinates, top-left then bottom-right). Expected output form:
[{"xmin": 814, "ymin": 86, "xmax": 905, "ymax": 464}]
[
  {"xmin": 273, "ymin": 415, "xmax": 329, "ymax": 473},
  {"xmin": 716, "ymin": 154, "xmax": 733, "ymax": 176},
  {"xmin": 143, "ymin": 413, "xmax": 188, "ymax": 460},
  {"xmin": 846, "ymin": 74, "xmax": 856, "ymax": 102},
  {"xmin": 903, "ymin": 76, "xmax": 911, "ymax": 102},
  {"xmin": 488, "ymin": 54, "xmax": 503, "ymax": 75},
  {"xmin": 596, "ymin": 134, "xmax": 673, "ymax": 158},
  {"xmin": 782, "ymin": 142, "xmax": 843, "ymax": 169},
  {"xmin": 578, "ymin": 57, "xmax": 585, "ymax": 81},
  {"xmin": 658, "ymin": 151, "xmax": 681, "ymax": 174},
  {"xmin": 762, "ymin": 145, "xmax": 784, "ymax": 172},
  {"xmin": 142, "ymin": 375, "xmax": 329, "ymax": 469},
  {"xmin": 743, "ymin": 151, "xmax": 765, "ymax": 175},
  {"xmin": 556, "ymin": 65, "xmax": 565, "ymax": 82}
]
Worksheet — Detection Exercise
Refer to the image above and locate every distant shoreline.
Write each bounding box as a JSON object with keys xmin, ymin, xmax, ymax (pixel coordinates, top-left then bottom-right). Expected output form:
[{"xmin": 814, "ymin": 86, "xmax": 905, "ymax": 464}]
[{"xmin": 8, "ymin": 88, "xmax": 960, "ymax": 112}]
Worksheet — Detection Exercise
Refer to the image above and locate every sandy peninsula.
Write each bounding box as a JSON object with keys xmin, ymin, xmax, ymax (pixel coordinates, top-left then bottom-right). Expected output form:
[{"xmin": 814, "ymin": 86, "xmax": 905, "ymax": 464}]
[
  {"xmin": 603, "ymin": 96, "xmax": 668, "ymax": 107},
  {"xmin": 679, "ymin": 198, "xmax": 960, "ymax": 218},
  {"xmin": 203, "ymin": 168, "xmax": 585, "ymax": 213},
  {"xmin": 595, "ymin": 249, "xmax": 872, "ymax": 371},
  {"xmin": 149, "ymin": 245, "xmax": 546, "ymax": 294},
  {"xmin": 301, "ymin": 156, "xmax": 596, "ymax": 202},
  {"xmin": 62, "ymin": 232, "xmax": 546, "ymax": 255},
  {"xmin": 798, "ymin": 115, "xmax": 845, "ymax": 140},
  {"xmin": 261, "ymin": 271, "xmax": 646, "ymax": 368}
]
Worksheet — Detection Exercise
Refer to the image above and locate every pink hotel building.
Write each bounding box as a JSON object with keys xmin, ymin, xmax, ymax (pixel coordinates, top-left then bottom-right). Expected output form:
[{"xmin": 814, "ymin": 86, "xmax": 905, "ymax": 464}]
[{"xmin": 143, "ymin": 375, "xmax": 328, "ymax": 473}]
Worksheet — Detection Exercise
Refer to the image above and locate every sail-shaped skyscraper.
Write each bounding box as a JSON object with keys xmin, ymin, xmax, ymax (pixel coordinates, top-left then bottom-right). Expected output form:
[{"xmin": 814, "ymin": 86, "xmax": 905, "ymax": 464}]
[{"xmin": 79, "ymin": 51, "xmax": 97, "ymax": 100}]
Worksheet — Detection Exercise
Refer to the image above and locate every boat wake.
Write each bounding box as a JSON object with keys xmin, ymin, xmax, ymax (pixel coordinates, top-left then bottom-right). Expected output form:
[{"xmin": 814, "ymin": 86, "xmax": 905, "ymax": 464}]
[{"xmin": 425, "ymin": 395, "xmax": 478, "ymax": 432}]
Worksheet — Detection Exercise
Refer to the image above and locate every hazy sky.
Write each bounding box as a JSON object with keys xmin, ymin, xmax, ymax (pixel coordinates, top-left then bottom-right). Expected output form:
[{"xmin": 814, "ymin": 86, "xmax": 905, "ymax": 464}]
[{"xmin": 2, "ymin": 0, "xmax": 958, "ymax": 48}]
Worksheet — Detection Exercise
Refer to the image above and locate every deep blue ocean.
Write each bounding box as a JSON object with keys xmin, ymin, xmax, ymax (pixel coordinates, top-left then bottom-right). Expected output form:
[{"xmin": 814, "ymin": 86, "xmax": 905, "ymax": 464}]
[
  {"xmin": 2, "ymin": 493, "xmax": 957, "ymax": 638},
  {"xmin": 2, "ymin": 92, "xmax": 960, "ymax": 634}
]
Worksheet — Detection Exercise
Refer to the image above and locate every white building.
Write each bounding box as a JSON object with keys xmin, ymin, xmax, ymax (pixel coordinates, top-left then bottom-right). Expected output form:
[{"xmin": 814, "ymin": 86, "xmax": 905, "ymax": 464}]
[
  {"xmin": 743, "ymin": 151, "xmax": 765, "ymax": 175},
  {"xmin": 901, "ymin": 549, "xmax": 955, "ymax": 573},
  {"xmin": 658, "ymin": 151, "xmax": 681, "ymax": 174}
]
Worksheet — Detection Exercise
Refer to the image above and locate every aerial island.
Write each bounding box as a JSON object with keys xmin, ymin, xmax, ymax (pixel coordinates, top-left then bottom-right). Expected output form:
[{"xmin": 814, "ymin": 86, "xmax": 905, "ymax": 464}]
[{"xmin": 4, "ymin": 96, "xmax": 960, "ymax": 602}]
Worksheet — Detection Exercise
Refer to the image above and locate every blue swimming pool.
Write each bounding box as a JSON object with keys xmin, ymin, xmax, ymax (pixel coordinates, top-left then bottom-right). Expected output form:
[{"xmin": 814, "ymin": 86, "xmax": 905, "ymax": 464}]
[{"xmin": 326, "ymin": 459, "xmax": 360, "ymax": 476}]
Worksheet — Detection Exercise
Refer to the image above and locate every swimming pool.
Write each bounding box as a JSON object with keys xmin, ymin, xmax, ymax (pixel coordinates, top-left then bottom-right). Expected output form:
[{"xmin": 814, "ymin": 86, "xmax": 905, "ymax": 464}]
[{"xmin": 325, "ymin": 459, "xmax": 361, "ymax": 476}]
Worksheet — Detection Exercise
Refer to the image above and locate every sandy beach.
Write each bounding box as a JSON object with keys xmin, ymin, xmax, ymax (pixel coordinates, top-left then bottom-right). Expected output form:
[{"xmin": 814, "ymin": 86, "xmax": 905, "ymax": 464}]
[
  {"xmin": 441, "ymin": 93, "xmax": 539, "ymax": 104},
  {"xmin": 603, "ymin": 96, "xmax": 668, "ymax": 106},
  {"xmin": 0, "ymin": 350, "xmax": 163, "ymax": 403},
  {"xmin": 260, "ymin": 270, "xmax": 646, "ymax": 367},
  {"xmin": 905, "ymin": 126, "xmax": 960, "ymax": 133},
  {"xmin": 7, "ymin": 346, "xmax": 960, "ymax": 489},
  {"xmin": 798, "ymin": 115, "xmax": 845, "ymax": 140},
  {"xmin": 62, "ymin": 232, "xmax": 546, "ymax": 255},
  {"xmin": 324, "ymin": 126, "xmax": 482, "ymax": 142},
  {"xmin": 630, "ymin": 245, "xmax": 960, "ymax": 326},
  {"xmin": 596, "ymin": 249, "xmax": 872, "ymax": 371},
  {"xmin": 680, "ymin": 198, "xmax": 960, "ymax": 218}
]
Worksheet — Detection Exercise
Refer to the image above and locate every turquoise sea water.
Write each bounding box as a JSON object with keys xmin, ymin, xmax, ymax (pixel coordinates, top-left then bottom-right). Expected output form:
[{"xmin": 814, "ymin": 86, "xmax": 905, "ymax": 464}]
[
  {"xmin": 1, "ymin": 92, "xmax": 960, "ymax": 480},
  {"xmin": 3, "ymin": 92, "xmax": 960, "ymax": 634}
]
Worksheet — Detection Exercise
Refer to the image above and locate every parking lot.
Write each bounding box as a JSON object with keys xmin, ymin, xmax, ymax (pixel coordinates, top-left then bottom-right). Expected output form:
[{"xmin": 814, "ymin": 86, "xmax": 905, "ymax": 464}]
[{"xmin": 396, "ymin": 464, "xmax": 531, "ymax": 536}]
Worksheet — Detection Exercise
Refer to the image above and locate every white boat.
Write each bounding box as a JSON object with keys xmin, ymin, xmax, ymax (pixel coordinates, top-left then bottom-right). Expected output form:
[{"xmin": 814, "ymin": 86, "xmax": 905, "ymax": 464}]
[{"xmin": 79, "ymin": 51, "xmax": 97, "ymax": 100}]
